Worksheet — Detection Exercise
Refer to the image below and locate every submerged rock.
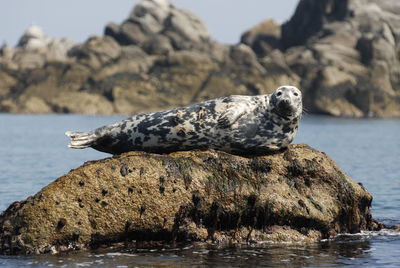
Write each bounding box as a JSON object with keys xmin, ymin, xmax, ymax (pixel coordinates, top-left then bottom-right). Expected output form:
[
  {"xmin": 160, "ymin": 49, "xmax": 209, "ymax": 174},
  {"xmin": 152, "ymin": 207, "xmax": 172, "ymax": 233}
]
[{"xmin": 0, "ymin": 145, "xmax": 381, "ymax": 255}]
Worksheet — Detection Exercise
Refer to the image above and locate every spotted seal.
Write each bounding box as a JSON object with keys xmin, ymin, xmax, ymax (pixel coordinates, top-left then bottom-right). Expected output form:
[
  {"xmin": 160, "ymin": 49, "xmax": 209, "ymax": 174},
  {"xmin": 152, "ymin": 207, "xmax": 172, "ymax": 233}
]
[{"xmin": 66, "ymin": 86, "xmax": 302, "ymax": 155}]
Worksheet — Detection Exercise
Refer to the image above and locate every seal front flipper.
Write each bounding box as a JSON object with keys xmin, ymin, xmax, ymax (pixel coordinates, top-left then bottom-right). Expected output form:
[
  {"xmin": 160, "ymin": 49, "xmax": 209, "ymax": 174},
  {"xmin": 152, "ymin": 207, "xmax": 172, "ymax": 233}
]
[
  {"xmin": 217, "ymin": 97, "xmax": 252, "ymax": 128},
  {"xmin": 65, "ymin": 131, "xmax": 98, "ymax": 149}
]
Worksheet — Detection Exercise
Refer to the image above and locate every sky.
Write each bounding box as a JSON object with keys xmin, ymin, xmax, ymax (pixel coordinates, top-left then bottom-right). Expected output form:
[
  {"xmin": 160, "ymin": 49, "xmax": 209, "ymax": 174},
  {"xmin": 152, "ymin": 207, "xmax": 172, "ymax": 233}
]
[{"xmin": 0, "ymin": 0, "xmax": 298, "ymax": 47}]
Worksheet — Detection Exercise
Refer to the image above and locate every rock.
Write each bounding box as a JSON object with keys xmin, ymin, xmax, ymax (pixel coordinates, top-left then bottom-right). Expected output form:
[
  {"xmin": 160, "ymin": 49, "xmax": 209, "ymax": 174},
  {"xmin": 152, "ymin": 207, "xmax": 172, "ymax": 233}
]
[
  {"xmin": 68, "ymin": 36, "xmax": 121, "ymax": 70},
  {"xmin": 0, "ymin": 44, "xmax": 13, "ymax": 61},
  {"xmin": 46, "ymin": 39, "xmax": 75, "ymax": 62},
  {"xmin": 106, "ymin": 0, "xmax": 210, "ymax": 52},
  {"xmin": 131, "ymin": 0, "xmax": 171, "ymax": 23},
  {"xmin": 92, "ymin": 45, "xmax": 154, "ymax": 80},
  {"xmin": 10, "ymin": 50, "xmax": 47, "ymax": 69},
  {"xmin": 104, "ymin": 22, "xmax": 120, "ymax": 40},
  {"xmin": 1, "ymin": 0, "xmax": 400, "ymax": 117},
  {"xmin": 229, "ymin": 44, "xmax": 265, "ymax": 73},
  {"xmin": 165, "ymin": 9, "xmax": 210, "ymax": 44},
  {"xmin": 281, "ymin": 0, "xmax": 350, "ymax": 49},
  {"xmin": 278, "ymin": 0, "xmax": 400, "ymax": 117},
  {"xmin": 118, "ymin": 21, "xmax": 149, "ymax": 46},
  {"xmin": 15, "ymin": 25, "xmax": 74, "ymax": 64},
  {"xmin": 0, "ymin": 71, "xmax": 17, "ymax": 96},
  {"xmin": 0, "ymin": 145, "xmax": 381, "ymax": 255},
  {"xmin": 1, "ymin": 96, "xmax": 52, "ymax": 114},
  {"xmin": 50, "ymin": 92, "xmax": 114, "ymax": 114},
  {"xmin": 20, "ymin": 96, "xmax": 53, "ymax": 114},
  {"xmin": 241, "ymin": 19, "xmax": 281, "ymax": 57},
  {"xmin": 17, "ymin": 25, "xmax": 50, "ymax": 50},
  {"xmin": 141, "ymin": 34, "xmax": 173, "ymax": 55}
]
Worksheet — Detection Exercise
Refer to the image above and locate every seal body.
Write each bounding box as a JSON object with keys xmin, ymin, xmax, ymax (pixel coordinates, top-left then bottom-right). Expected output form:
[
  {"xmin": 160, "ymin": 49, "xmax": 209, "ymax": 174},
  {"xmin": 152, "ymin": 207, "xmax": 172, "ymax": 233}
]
[{"xmin": 66, "ymin": 86, "xmax": 302, "ymax": 155}]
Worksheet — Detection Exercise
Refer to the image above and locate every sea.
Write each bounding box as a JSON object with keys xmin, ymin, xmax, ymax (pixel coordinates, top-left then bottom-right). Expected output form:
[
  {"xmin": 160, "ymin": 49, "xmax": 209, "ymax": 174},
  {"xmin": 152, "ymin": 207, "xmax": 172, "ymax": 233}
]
[{"xmin": 0, "ymin": 114, "xmax": 399, "ymax": 267}]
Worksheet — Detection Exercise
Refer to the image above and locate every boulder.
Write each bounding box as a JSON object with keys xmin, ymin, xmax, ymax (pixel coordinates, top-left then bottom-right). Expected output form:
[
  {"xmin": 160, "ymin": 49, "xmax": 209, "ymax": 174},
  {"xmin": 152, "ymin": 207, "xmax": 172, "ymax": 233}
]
[
  {"xmin": 1, "ymin": 96, "xmax": 52, "ymax": 114},
  {"xmin": 50, "ymin": 92, "xmax": 115, "ymax": 114},
  {"xmin": 116, "ymin": 21, "xmax": 149, "ymax": 46},
  {"xmin": 229, "ymin": 44, "xmax": 266, "ymax": 73},
  {"xmin": 0, "ymin": 71, "xmax": 17, "ymax": 96},
  {"xmin": 0, "ymin": 44, "xmax": 13, "ymax": 62},
  {"xmin": 91, "ymin": 45, "xmax": 155, "ymax": 81},
  {"xmin": 10, "ymin": 50, "xmax": 47, "ymax": 69},
  {"xmin": 0, "ymin": 145, "xmax": 381, "ymax": 254},
  {"xmin": 46, "ymin": 38, "xmax": 75, "ymax": 62},
  {"xmin": 68, "ymin": 36, "xmax": 121, "ymax": 70},
  {"xmin": 105, "ymin": 0, "xmax": 210, "ymax": 52},
  {"xmin": 281, "ymin": 0, "xmax": 350, "ymax": 49},
  {"xmin": 141, "ymin": 34, "xmax": 173, "ymax": 55},
  {"xmin": 165, "ymin": 9, "xmax": 210, "ymax": 44},
  {"xmin": 13, "ymin": 25, "xmax": 74, "ymax": 66},
  {"xmin": 241, "ymin": 19, "xmax": 281, "ymax": 57},
  {"xmin": 11, "ymin": 62, "xmax": 91, "ymax": 101},
  {"xmin": 131, "ymin": 0, "xmax": 171, "ymax": 24},
  {"xmin": 17, "ymin": 25, "xmax": 50, "ymax": 50}
]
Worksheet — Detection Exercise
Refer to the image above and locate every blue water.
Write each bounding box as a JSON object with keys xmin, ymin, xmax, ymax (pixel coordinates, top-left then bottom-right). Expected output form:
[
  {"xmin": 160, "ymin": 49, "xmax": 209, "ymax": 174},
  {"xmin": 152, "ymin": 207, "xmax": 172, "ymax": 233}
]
[{"xmin": 0, "ymin": 114, "xmax": 399, "ymax": 267}]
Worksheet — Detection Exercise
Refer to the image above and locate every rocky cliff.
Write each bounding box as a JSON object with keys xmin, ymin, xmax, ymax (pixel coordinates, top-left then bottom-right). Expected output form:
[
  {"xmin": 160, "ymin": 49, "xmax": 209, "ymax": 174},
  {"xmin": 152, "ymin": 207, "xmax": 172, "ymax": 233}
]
[
  {"xmin": 0, "ymin": 145, "xmax": 381, "ymax": 254},
  {"xmin": 0, "ymin": 0, "xmax": 399, "ymax": 117}
]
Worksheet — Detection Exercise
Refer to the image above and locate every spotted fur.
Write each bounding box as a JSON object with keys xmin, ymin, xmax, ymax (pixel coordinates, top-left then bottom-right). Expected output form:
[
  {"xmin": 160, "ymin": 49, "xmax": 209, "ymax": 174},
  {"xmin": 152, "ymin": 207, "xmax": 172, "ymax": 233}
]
[{"xmin": 66, "ymin": 86, "xmax": 302, "ymax": 155}]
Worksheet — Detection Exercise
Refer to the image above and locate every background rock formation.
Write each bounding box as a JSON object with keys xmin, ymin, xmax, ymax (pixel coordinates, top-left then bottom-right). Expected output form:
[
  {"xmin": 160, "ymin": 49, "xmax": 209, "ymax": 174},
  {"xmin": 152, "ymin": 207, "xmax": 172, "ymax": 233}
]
[
  {"xmin": 0, "ymin": 145, "xmax": 380, "ymax": 254},
  {"xmin": 278, "ymin": 0, "xmax": 400, "ymax": 117},
  {"xmin": 0, "ymin": 0, "xmax": 399, "ymax": 117}
]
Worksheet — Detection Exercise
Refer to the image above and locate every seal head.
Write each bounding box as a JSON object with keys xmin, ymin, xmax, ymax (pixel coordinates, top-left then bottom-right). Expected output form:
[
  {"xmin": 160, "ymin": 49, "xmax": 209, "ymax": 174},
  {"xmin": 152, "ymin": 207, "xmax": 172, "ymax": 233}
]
[{"xmin": 270, "ymin": 86, "xmax": 302, "ymax": 119}]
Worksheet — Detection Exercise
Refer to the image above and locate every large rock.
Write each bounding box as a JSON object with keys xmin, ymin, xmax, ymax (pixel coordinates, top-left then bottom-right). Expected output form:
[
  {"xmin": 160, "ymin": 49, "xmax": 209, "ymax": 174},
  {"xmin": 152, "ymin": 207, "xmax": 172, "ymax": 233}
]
[
  {"xmin": 241, "ymin": 19, "xmax": 281, "ymax": 57},
  {"xmin": 50, "ymin": 92, "xmax": 114, "ymax": 114},
  {"xmin": 278, "ymin": 0, "xmax": 400, "ymax": 117},
  {"xmin": 11, "ymin": 25, "xmax": 75, "ymax": 68},
  {"xmin": 281, "ymin": 0, "xmax": 350, "ymax": 49},
  {"xmin": 68, "ymin": 36, "xmax": 122, "ymax": 70},
  {"xmin": 17, "ymin": 25, "xmax": 50, "ymax": 50},
  {"xmin": 105, "ymin": 0, "xmax": 210, "ymax": 52},
  {"xmin": 1, "ymin": 0, "xmax": 400, "ymax": 117},
  {"xmin": 0, "ymin": 145, "xmax": 381, "ymax": 254},
  {"xmin": 0, "ymin": 70, "xmax": 17, "ymax": 96}
]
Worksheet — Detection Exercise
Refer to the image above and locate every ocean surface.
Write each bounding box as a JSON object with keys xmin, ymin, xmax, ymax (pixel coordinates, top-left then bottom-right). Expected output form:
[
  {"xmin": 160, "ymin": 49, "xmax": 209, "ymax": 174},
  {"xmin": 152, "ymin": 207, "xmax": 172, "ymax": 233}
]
[{"xmin": 0, "ymin": 114, "xmax": 399, "ymax": 267}]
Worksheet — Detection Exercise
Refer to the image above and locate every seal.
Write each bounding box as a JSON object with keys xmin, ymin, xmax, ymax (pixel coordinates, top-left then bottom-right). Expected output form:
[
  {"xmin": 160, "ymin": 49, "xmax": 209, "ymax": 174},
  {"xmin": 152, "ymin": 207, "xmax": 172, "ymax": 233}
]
[{"xmin": 66, "ymin": 85, "xmax": 302, "ymax": 155}]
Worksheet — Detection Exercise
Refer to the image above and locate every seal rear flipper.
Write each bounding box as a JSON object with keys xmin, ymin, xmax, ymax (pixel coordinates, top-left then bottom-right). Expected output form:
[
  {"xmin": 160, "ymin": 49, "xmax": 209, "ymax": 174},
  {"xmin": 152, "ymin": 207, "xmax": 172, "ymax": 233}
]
[{"xmin": 65, "ymin": 131, "xmax": 98, "ymax": 149}]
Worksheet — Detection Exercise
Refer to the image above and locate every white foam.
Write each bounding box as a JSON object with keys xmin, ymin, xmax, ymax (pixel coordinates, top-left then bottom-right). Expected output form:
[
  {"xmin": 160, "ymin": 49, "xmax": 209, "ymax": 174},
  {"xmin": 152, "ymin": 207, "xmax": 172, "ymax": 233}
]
[{"xmin": 106, "ymin": 252, "xmax": 138, "ymax": 257}]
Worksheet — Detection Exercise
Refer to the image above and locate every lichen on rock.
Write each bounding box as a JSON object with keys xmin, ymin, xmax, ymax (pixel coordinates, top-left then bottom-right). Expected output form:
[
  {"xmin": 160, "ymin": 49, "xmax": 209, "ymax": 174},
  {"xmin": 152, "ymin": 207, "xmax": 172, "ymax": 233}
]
[{"xmin": 0, "ymin": 144, "xmax": 381, "ymax": 255}]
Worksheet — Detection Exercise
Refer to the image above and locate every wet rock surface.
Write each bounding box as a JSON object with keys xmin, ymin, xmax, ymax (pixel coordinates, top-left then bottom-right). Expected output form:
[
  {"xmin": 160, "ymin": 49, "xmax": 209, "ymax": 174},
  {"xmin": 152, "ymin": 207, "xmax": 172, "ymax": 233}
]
[
  {"xmin": 0, "ymin": 0, "xmax": 399, "ymax": 117},
  {"xmin": 0, "ymin": 144, "xmax": 381, "ymax": 255}
]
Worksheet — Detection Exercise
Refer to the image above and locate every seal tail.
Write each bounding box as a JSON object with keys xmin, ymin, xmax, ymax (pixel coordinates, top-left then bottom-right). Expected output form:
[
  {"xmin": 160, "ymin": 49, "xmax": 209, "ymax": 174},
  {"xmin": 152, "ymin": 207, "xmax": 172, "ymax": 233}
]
[{"xmin": 65, "ymin": 131, "xmax": 98, "ymax": 149}]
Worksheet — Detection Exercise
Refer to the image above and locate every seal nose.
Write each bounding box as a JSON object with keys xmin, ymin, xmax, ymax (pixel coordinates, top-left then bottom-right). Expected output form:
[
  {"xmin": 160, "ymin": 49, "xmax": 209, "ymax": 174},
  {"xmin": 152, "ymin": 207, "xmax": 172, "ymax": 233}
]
[{"xmin": 279, "ymin": 99, "xmax": 292, "ymax": 110}]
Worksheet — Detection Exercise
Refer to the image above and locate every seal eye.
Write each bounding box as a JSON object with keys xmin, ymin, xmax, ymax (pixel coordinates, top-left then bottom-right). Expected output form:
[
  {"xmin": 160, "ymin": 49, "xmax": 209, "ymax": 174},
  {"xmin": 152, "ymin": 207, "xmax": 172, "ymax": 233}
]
[
  {"xmin": 294, "ymin": 92, "xmax": 299, "ymax": 96},
  {"xmin": 277, "ymin": 92, "xmax": 282, "ymax": 96}
]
